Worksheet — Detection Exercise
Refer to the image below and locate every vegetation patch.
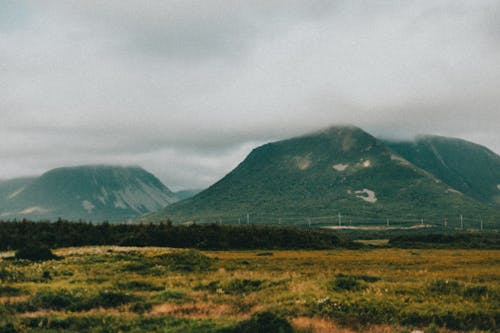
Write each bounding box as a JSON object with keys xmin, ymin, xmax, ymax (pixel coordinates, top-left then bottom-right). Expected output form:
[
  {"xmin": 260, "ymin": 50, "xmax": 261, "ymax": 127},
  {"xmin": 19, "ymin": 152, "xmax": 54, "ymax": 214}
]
[
  {"xmin": 195, "ymin": 278, "xmax": 266, "ymax": 295},
  {"xmin": 225, "ymin": 311, "xmax": 294, "ymax": 333},
  {"xmin": 17, "ymin": 315, "xmax": 228, "ymax": 333},
  {"xmin": 256, "ymin": 252, "xmax": 273, "ymax": 256},
  {"xmin": 154, "ymin": 250, "xmax": 214, "ymax": 272},
  {"xmin": 153, "ymin": 290, "xmax": 187, "ymax": 302},
  {"xmin": 224, "ymin": 279, "xmax": 264, "ymax": 294},
  {"xmin": 14, "ymin": 245, "xmax": 59, "ymax": 262},
  {"xmin": 115, "ymin": 280, "xmax": 164, "ymax": 291},
  {"xmin": 327, "ymin": 274, "xmax": 380, "ymax": 292},
  {"xmin": 426, "ymin": 279, "xmax": 492, "ymax": 300},
  {"xmin": 14, "ymin": 289, "xmax": 139, "ymax": 312},
  {"xmin": 0, "ymin": 286, "xmax": 23, "ymax": 297},
  {"xmin": 130, "ymin": 301, "xmax": 153, "ymax": 314}
]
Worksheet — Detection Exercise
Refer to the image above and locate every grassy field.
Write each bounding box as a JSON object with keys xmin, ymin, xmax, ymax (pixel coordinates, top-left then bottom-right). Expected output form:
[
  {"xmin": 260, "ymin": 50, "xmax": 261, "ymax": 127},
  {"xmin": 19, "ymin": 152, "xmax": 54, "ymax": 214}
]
[{"xmin": 1, "ymin": 246, "xmax": 499, "ymax": 332}]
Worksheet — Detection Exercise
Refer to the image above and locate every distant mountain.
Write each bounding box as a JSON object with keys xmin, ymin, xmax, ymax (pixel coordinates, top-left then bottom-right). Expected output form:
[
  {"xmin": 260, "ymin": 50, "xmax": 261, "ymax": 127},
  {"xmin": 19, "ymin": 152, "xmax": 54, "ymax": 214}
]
[
  {"xmin": 385, "ymin": 136, "xmax": 500, "ymax": 206},
  {"xmin": 0, "ymin": 165, "xmax": 177, "ymax": 221},
  {"xmin": 147, "ymin": 126, "xmax": 499, "ymax": 226},
  {"xmin": 174, "ymin": 189, "xmax": 203, "ymax": 201},
  {"xmin": 0, "ymin": 177, "xmax": 36, "ymax": 202}
]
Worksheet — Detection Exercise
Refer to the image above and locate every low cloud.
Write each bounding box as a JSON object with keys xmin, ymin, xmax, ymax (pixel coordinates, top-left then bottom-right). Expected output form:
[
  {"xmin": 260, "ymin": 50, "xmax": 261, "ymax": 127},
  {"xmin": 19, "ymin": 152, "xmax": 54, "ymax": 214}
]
[{"xmin": 1, "ymin": 0, "xmax": 499, "ymax": 188}]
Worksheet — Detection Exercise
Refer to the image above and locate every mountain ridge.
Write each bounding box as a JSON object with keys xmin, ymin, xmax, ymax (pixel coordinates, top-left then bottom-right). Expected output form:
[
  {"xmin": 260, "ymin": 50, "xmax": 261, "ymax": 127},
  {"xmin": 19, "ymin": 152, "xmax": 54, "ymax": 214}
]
[
  {"xmin": 148, "ymin": 126, "xmax": 499, "ymax": 226},
  {"xmin": 0, "ymin": 165, "xmax": 177, "ymax": 221}
]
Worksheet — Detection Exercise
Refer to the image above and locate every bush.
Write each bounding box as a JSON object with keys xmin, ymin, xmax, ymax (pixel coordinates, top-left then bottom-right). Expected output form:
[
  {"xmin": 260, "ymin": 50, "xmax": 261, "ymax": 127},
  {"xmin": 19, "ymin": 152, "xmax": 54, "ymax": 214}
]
[
  {"xmin": 0, "ymin": 323, "xmax": 16, "ymax": 333},
  {"xmin": 115, "ymin": 280, "xmax": 163, "ymax": 291},
  {"xmin": 30, "ymin": 289, "xmax": 76, "ymax": 310},
  {"xmin": 154, "ymin": 290, "xmax": 186, "ymax": 302},
  {"xmin": 90, "ymin": 291, "xmax": 138, "ymax": 309},
  {"xmin": 154, "ymin": 250, "xmax": 213, "ymax": 272},
  {"xmin": 224, "ymin": 279, "xmax": 264, "ymax": 294},
  {"xmin": 0, "ymin": 286, "xmax": 22, "ymax": 297},
  {"xmin": 122, "ymin": 261, "xmax": 155, "ymax": 272},
  {"xmin": 24, "ymin": 289, "xmax": 138, "ymax": 312},
  {"xmin": 329, "ymin": 275, "xmax": 362, "ymax": 292},
  {"xmin": 15, "ymin": 244, "xmax": 58, "ymax": 261},
  {"xmin": 130, "ymin": 301, "xmax": 153, "ymax": 314},
  {"xmin": 463, "ymin": 285, "xmax": 489, "ymax": 299},
  {"xmin": 228, "ymin": 311, "xmax": 294, "ymax": 333},
  {"xmin": 427, "ymin": 279, "xmax": 461, "ymax": 295}
]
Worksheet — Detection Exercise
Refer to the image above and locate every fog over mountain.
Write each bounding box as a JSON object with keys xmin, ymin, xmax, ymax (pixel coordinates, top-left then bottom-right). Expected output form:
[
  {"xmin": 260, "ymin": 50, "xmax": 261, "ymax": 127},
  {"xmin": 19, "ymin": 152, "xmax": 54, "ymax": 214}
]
[{"xmin": 1, "ymin": 1, "xmax": 499, "ymax": 189}]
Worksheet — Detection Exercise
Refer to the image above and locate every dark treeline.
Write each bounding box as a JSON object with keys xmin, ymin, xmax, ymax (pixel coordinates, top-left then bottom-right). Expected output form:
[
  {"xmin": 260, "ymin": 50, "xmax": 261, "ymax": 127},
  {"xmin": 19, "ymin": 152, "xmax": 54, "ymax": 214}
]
[
  {"xmin": 389, "ymin": 232, "xmax": 500, "ymax": 249},
  {"xmin": 0, "ymin": 220, "xmax": 346, "ymax": 250}
]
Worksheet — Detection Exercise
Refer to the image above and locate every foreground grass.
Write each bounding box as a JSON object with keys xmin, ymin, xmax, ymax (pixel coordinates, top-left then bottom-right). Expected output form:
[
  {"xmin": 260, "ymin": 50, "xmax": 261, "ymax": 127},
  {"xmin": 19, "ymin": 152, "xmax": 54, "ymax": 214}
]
[{"xmin": 1, "ymin": 246, "xmax": 499, "ymax": 332}]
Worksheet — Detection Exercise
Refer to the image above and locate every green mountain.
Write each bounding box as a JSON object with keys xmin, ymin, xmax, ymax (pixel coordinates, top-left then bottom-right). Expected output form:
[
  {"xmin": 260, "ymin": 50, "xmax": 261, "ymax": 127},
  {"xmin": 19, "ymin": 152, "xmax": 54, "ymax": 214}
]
[
  {"xmin": 174, "ymin": 189, "xmax": 203, "ymax": 201},
  {"xmin": 148, "ymin": 126, "xmax": 499, "ymax": 227},
  {"xmin": 0, "ymin": 177, "xmax": 36, "ymax": 202},
  {"xmin": 0, "ymin": 165, "xmax": 177, "ymax": 222},
  {"xmin": 384, "ymin": 136, "xmax": 500, "ymax": 206}
]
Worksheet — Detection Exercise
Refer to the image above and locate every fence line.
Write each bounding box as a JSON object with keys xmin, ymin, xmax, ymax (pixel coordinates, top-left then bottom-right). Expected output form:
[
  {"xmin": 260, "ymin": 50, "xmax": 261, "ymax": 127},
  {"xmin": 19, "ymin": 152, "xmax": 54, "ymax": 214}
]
[{"xmin": 175, "ymin": 211, "xmax": 496, "ymax": 231}]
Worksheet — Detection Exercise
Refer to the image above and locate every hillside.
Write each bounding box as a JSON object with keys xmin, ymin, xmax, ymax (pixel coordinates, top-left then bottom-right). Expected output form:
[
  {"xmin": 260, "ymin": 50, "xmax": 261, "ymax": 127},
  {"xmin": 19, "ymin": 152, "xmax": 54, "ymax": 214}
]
[
  {"xmin": 0, "ymin": 165, "xmax": 177, "ymax": 221},
  {"xmin": 385, "ymin": 136, "xmax": 500, "ymax": 206},
  {"xmin": 0, "ymin": 177, "xmax": 36, "ymax": 203},
  {"xmin": 149, "ymin": 126, "xmax": 498, "ymax": 226}
]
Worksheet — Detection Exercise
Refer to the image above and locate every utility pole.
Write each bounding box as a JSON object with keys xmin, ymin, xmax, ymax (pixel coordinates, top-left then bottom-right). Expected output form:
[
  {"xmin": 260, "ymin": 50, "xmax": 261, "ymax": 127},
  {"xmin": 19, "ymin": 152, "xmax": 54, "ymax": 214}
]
[
  {"xmin": 444, "ymin": 217, "xmax": 448, "ymax": 229},
  {"xmin": 460, "ymin": 215, "xmax": 463, "ymax": 230},
  {"xmin": 386, "ymin": 218, "xmax": 389, "ymax": 227},
  {"xmin": 246, "ymin": 213, "xmax": 250, "ymax": 225},
  {"xmin": 308, "ymin": 218, "xmax": 311, "ymax": 228},
  {"xmin": 480, "ymin": 219, "xmax": 483, "ymax": 231}
]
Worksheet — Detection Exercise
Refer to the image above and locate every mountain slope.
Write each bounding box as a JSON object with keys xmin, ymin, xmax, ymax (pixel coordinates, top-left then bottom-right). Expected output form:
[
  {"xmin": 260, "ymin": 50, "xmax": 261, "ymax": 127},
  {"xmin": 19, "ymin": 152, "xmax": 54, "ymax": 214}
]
[
  {"xmin": 0, "ymin": 165, "xmax": 177, "ymax": 221},
  {"xmin": 149, "ymin": 126, "xmax": 498, "ymax": 225},
  {"xmin": 385, "ymin": 136, "xmax": 500, "ymax": 206},
  {"xmin": 0, "ymin": 177, "xmax": 36, "ymax": 203}
]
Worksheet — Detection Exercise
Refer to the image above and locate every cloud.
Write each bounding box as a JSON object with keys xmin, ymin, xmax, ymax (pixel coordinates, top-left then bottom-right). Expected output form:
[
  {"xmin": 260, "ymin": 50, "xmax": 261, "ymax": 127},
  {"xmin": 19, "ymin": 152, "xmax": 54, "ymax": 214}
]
[{"xmin": 1, "ymin": 0, "xmax": 499, "ymax": 188}]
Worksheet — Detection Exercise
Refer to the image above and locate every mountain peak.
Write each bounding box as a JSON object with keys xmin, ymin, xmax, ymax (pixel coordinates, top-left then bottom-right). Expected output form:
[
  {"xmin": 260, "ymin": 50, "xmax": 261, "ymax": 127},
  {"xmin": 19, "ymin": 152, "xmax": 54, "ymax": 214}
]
[
  {"xmin": 0, "ymin": 165, "xmax": 177, "ymax": 221},
  {"xmin": 151, "ymin": 127, "xmax": 498, "ymax": 224}
]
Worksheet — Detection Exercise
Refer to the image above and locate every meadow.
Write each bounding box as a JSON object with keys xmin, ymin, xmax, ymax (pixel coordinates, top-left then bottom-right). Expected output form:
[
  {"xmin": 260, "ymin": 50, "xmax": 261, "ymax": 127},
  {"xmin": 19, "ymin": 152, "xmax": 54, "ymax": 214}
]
[{"xmin": 1, "ymin": 246, "xmax": 498, "ymax": 332}]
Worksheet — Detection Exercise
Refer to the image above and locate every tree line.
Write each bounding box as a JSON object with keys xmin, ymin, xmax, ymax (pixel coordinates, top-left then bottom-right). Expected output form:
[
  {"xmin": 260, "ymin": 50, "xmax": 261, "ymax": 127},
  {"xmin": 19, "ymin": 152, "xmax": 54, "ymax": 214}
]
[{"xmin": 0, "ymin": 219, "xmax": 347, "ymax": 250}]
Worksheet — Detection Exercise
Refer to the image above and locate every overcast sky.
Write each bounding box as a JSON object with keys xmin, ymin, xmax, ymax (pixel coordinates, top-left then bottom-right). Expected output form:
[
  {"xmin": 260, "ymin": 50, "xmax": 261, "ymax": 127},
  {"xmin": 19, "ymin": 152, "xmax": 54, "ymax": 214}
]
[{"xmin": 1, "ymin": 0, "xmax": 499, "ymax": 190}]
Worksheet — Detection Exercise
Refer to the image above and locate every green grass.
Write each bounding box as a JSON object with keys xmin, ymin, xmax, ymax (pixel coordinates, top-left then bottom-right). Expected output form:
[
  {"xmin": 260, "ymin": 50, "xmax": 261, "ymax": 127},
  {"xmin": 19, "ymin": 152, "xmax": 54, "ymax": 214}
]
[{"xmin": 0, "ymin": 246, "xmax": 499, "ymax": 332}]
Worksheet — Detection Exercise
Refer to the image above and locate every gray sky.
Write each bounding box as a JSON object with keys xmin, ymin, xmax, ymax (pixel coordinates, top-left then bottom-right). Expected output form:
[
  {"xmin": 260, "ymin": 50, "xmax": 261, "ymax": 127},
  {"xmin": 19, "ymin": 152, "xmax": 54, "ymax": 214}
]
[{"xmin": 1, "ymin": 0, "xmax": 499, "ymax": 190}]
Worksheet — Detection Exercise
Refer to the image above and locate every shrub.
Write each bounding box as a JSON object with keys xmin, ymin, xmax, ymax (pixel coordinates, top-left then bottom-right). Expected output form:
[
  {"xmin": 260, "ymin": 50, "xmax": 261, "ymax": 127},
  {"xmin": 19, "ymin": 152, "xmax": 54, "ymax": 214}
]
[
  {"xmin": 122, "ymin": 261, "xmax": 155, "ymax": 272},
  {"xmin": 427, "ymin": 279, "xmax": 461, "ymax": 295},
  {"xmin": 130, "ymin": 301, "xmax": 153, "ymax": 314},
  {"xmin": 115, "ymin": 280, "xmax": 163, "ymax": 291},
  {"xmin": 0, "ymin": 268, "xmax": 13, "ymax": 282},
  {"xmin": 154, "ymin": 250, "xmax": 213, "ymax": 272},
  {"xmin": 154, "ymin": 290, "xmax": 186, "ymax": 302},
  {"xmin": 329, "ymin": 275, "xmax": 362, "ymax": 292},
  {"xmin": 25, "ymin": 289, "xmax": 138, "ymax": 312},
  {"xmin": 0, "ymin": 323, "xmax": 16, "ymax": 333},
  {"xmin": 15, "ymin": 244, "xmax": 58, "ymax": 261},
  {"xmin": 224, "ymin": 279, "xmax": 264, "ymax": 294},
  {"xmin": 228, "ymin": 311, "xmax": 294, "ymax": 333},
  {"xmin": 463, "ymin": 285, "xmax": 488, "ymax": 299},
  {"xmin": 90, "ymin": 290, "xmax": 138, "ymax": 309},
  {"xmin": 30, "ymin": 289, "xmax": 76, "ymax": 310},
  {"xmin": 0, "ymin": 286, "xmax": 22, "ymax": 297}
]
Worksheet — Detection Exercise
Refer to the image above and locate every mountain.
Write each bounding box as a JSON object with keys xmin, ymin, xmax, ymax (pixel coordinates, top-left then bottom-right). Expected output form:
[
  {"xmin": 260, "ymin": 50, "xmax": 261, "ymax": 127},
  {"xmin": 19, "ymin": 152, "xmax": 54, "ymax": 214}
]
[
  {"xmin": 0, "ymin": 177, "xmax": 36, "ymax": 202},
  {"xmin": 147, "ymin": 126, "xmax": 499, "ymax": 226},
  {"xmin": 0, "ymin": 165, "xmax": 177, "ymax": 221},
  {"xmin": 384, "ymin": 136, "xmax": 500, "ymax": 206},
  {"xmin": 174, "ymin": 189, "xmax": 203, "ymax": 201}
]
